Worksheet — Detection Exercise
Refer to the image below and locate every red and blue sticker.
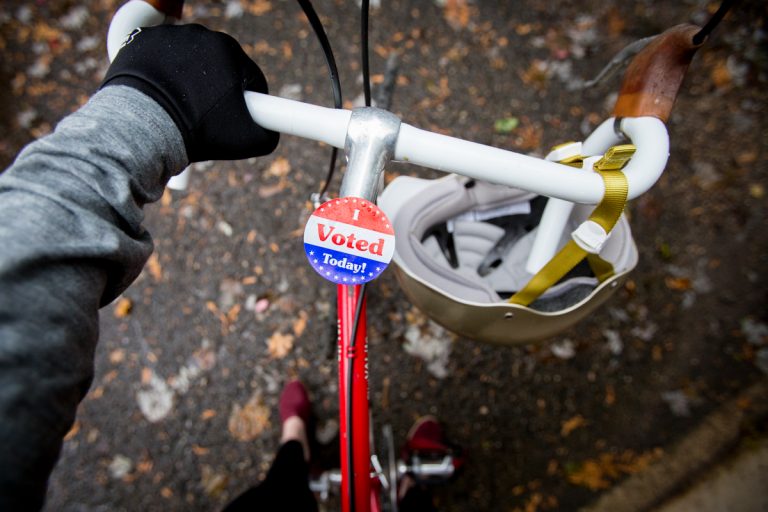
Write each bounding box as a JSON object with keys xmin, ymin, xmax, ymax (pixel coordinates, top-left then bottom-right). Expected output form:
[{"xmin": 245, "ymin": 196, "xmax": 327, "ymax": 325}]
[{"xmin": 304, "ymin": 197, "xmax": 395, "ymax": 284}]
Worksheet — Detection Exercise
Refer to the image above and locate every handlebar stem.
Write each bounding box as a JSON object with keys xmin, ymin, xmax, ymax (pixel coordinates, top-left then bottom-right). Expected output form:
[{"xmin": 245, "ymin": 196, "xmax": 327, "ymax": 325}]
[{"xmin": 340, "ymin": 108, "xmax": 402, "ymax": 201}]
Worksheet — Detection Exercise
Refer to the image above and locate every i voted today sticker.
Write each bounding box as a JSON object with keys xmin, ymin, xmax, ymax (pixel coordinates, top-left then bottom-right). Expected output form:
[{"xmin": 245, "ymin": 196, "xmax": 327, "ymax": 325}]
[{"xmin": 304, "ymin": 197, "xmax": 395, "ymax": 284}]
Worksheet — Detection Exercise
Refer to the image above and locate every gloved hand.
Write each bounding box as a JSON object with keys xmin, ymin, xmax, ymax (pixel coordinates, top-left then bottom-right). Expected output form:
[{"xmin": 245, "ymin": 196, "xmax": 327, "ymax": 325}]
[{"xmin": 101, "ymin": 24, "xmax": 279, "ymax": 162}]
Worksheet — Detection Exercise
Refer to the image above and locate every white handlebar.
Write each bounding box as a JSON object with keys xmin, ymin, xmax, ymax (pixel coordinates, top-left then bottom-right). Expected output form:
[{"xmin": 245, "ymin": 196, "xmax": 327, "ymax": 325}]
[
  {"xmin": 107, "ymin": 0, "xmax": 671, "ymax": 273},
  {"xmin": 245, "ymin": 92, "xmax": 669, "ymax": 204},
  {"xmin": 107, "ymin": 0, "xmax": 169, "ymax": 61},
  {"xmin": 107, "ymin": 1, "xmax": 670, "ymax": 204}
]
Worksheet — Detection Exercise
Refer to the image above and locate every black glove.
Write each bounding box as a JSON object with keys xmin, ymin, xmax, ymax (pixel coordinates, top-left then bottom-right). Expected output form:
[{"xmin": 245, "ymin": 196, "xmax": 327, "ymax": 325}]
[{"xmin": 102, "ymin": 24, "xmax": 279, "ymax": 162}]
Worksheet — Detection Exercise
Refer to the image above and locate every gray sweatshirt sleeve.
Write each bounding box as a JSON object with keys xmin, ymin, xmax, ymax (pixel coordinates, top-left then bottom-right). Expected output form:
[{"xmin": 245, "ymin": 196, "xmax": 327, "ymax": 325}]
[{"xmin": 0, "ymin": 86, "xmax": 187, "ymax": 510}]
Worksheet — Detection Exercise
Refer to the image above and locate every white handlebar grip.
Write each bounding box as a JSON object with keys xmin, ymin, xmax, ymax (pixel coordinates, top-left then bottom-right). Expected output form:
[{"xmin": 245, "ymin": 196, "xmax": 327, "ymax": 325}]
[{"xmin": 107, "ymin": 0, "xmax": 168, "ymax": 62}]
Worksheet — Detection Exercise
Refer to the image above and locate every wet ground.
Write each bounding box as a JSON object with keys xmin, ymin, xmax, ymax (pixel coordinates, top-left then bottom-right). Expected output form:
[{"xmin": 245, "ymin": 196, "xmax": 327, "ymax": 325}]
[{"xmin": 1, "ymin": 0, "xmax": 766, "ymax": 511}]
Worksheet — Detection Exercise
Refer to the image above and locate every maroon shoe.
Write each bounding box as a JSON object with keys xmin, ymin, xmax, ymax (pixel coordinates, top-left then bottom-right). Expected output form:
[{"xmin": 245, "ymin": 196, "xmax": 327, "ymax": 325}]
[
  {"xmin": 401, "ymin": 416, "xmax": 466, "ymax": 484},
  {"xmin": 279, "ymin": 380, "xmax": 312, "ymax": 425},
  {"xmin": 404, "ymin": 416, "xmax": 448, "ymax": 454}
]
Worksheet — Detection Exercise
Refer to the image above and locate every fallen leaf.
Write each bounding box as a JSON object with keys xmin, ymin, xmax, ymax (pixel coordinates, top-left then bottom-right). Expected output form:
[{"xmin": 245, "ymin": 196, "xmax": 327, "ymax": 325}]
[
  {"xmin": 192, "ymin": 444, "xmax": 210, "ymax": 456},
  {"xmin": 265, "ymin": 156, "xmax": 291, "ymax": 178},
  {"xmin": 147, "ymin": 253, "xmax": 163, "ymax": 281},
  {"xmin": 258, "ymin": 178, "xmax": 288, "ymax": 198},
  {"xmin": 443, "ymin": 0, "xmax": 472, "ymax": 29},
  {"xmin": 567, "ymin": 450, "xmax": 661, "ymax": 490},
  {"xmin": 109, "ymin": 349, "xmax": 126, "ymax": 364},
  {"xmin": 293, "ymin": 311, "xmax": 308, "ymax": 337},
  {"xmin": 136, "ymin": 458, "xmax": 153, "ymax": 473},
  {"xmin": 228, "ymin": 393, "xmax": 271, "ymax": 441},
  {"xmin": 226, "ymin": 304, "xmax": 241, "ymax": 324},
  {"xmin": 200, "ymin": 464, "xmax": 229, "ymax": 497},
  {"xmin": 242, "ymin": 0, "xmax": 272, "ymax": 16},
  {"xmin": 665, "ymin": 276, "xmax": 692, "ymax": 291},
  {"xmin": 63, "ymin": 421, "xmax": 80, "ymax": 441},
  {"xmin": 711, "ymin": 59, "xmax": 732, "ymax": 89},
  {"xmin": 201, "ymin": 409, "xmax": 217, "ymax": 420},
  {"xmin": 161, "ymin": 487, "xmax": 173, "ymax": 498},
  {"xmin": 267, "ymin": 332, "xmax": 294, "ymax": 359},
  {"xmin": 561, "ymin": 415, "xmax": 587, "ymax": 437},
  {"xmin": 161, "ymin": 189, "xmax": 172, "ymax": 207},
  {"xmin": 114, "ymin": 298, "xmax": 133, "ymax": 318}
]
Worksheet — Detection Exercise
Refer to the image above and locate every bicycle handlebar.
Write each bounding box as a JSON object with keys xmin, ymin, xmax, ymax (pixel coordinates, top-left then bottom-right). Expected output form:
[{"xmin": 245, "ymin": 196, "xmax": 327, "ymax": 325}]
[
  {"xmin": 245, "ymin": 92, "xmax": 669, "ymax": 204},
  {"xmin": 107, "ymin": 0, "xmax": 671, "ymax": 205}
]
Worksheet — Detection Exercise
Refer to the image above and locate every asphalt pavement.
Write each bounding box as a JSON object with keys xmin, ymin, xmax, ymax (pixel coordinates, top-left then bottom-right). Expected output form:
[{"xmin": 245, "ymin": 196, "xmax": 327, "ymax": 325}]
[{"xmin": 1, "ymin": 0, "xmax": 766, "ymax": 510}]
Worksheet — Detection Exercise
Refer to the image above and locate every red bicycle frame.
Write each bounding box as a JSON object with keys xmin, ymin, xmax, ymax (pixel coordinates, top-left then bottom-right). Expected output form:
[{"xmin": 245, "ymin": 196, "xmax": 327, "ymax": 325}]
[{"xmin": 337, "ymin": 283, "xmax": 375, "ymax": 512}]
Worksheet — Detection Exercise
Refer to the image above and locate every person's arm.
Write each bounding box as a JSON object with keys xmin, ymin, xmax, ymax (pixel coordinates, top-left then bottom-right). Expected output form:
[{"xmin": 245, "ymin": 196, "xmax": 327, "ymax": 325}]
[
  {"xmin": 0, "ymin": 86, "xmax": 185, "ymax": 509},
  {"xmin": 0, "ymin": 24, "xmax": 278, "ymax": 509}
]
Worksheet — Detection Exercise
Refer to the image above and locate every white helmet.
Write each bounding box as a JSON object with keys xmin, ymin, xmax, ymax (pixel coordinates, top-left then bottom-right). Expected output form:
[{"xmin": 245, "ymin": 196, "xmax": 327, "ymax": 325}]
[{"xmin": 377, "ymin": 172, "xmax": 637, "ymax": 345}]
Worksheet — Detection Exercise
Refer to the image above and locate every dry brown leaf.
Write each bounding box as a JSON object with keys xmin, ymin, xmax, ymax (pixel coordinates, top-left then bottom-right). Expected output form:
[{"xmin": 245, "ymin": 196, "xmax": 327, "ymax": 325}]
[
  {"xmin": 293, "ymin": 311, "xmax": 308, "ymax": 337},
  {"xmin": 567, "ymin": 459, "xmax": 612, "ymax": 490},
  {"xmin": 63, "ymin": 421, "xmax": 80, "ymax": 441},
  {"xmin": 161, "ymin": 188, "xmax": 172, "ymax": 207},
  {"xmin": 147, "ymin": 253, "xmax": 163, "ymax": 282},
  {"xmin": 524, "ymin": 492, "xmax": 543, "ymax": 512},
  {"xmin": 226, "ymin": 304, "xmax": 241, "ymax": 324},
  {"xmin": 242, "ymin": 0, "xmax": 272, "ymax": 16},
  {"xmin": 114, "ymin": 298, "xmax": 133, "ymax": 318},
  {"xmin": 711, "ymin": 59, "xmax": 732, "ymax": 89},
  {"xmin": 206, "ymin": 301, "xmax": 220, "ymax": 315},
  {"xmin": 561, "ymin": 415, "xmax": 587, "ymax": 437},
  {"xmin": 515, "ymin": 120, "xmax": 543, "ymax": 151},
  {"xmin": 161, "ymin": 487, "xmax": 173, "ymax": 498},
  {"xmin": 282, "ymin": 41, "xmax": 293, "ymax": 60},
  {"xmin": 258, "ymin": 179, "xmax": 288, "ymax": 198},
  {"xmin": 103, "ymin": 369, "xmax": 119, "ymax": 384},
  {"xmin": 267, "ymin": 332, "xmax": 294, "ymax": 359},
  {"xmin": 201, "ymin": 409, "xmax": 217, "ymax": 420},
  {"xmin": 567, "ymin": 450, "xmax": 661, "ymax": 490},
  {"xmin": 136, "ymin": 458, "xmax": 153, "ymax": 473},
  {"xmin": 192, "ymin": 444, "xmax": 210, "ymax": 456},
  {"xmin": 665, "ymin": 276, "xmax": 692, "ymax": 291},
  {"xmin": 265, "ymin": 156, "xmax": 291, "ymax": 178},
  {"xmin": 200, "ymin": 464, "xmax": 229, "ymax": 497},
  {"xmin": 109, "ymin": 349, "xmax": 126, "ymax": 364},
  {"xmin": 228, "ymin": 393, "xmax": 271, "ymax": 441},
  {"xmin": 443, "ymin": 0, "xmax": 472, "ymax": 29}
]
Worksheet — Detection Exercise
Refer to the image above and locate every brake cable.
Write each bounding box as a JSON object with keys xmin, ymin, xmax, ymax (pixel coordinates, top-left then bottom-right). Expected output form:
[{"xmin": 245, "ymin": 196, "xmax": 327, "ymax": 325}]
[
  {"xmin": 693, "ymin": 0, "xmax": 738, "ymax": 45},
  {"xmin": 296, "ymin": 0, "xmax": 342, "ymax": 201}
]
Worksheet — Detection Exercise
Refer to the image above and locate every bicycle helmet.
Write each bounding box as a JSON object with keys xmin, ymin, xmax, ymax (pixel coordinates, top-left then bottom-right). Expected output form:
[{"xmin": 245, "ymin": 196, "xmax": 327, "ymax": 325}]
[{"xmin": 377, "ymin": 173, "xmax": 637, "ymax": 345}]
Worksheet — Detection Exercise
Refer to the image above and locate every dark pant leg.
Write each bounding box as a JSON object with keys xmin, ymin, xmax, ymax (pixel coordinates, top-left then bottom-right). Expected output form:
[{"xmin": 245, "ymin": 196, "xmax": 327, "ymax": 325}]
[
  {"xmin": 399, "ymin": 485, "xmax": 438, "ymax": 512},
  {"xmin": 223, "ymin": 440, "xmax": 317, "ymax": 512}
]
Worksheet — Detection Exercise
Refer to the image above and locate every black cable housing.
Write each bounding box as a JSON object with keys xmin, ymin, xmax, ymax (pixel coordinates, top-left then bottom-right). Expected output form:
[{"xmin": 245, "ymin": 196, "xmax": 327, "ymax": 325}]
[
  {"xmin": 296, "ymin": 0, "xmax": 343, "ymax": 198},
  {"xmin": 693, "ymin": 0, "xmax": 738, "ymax": 45}
]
